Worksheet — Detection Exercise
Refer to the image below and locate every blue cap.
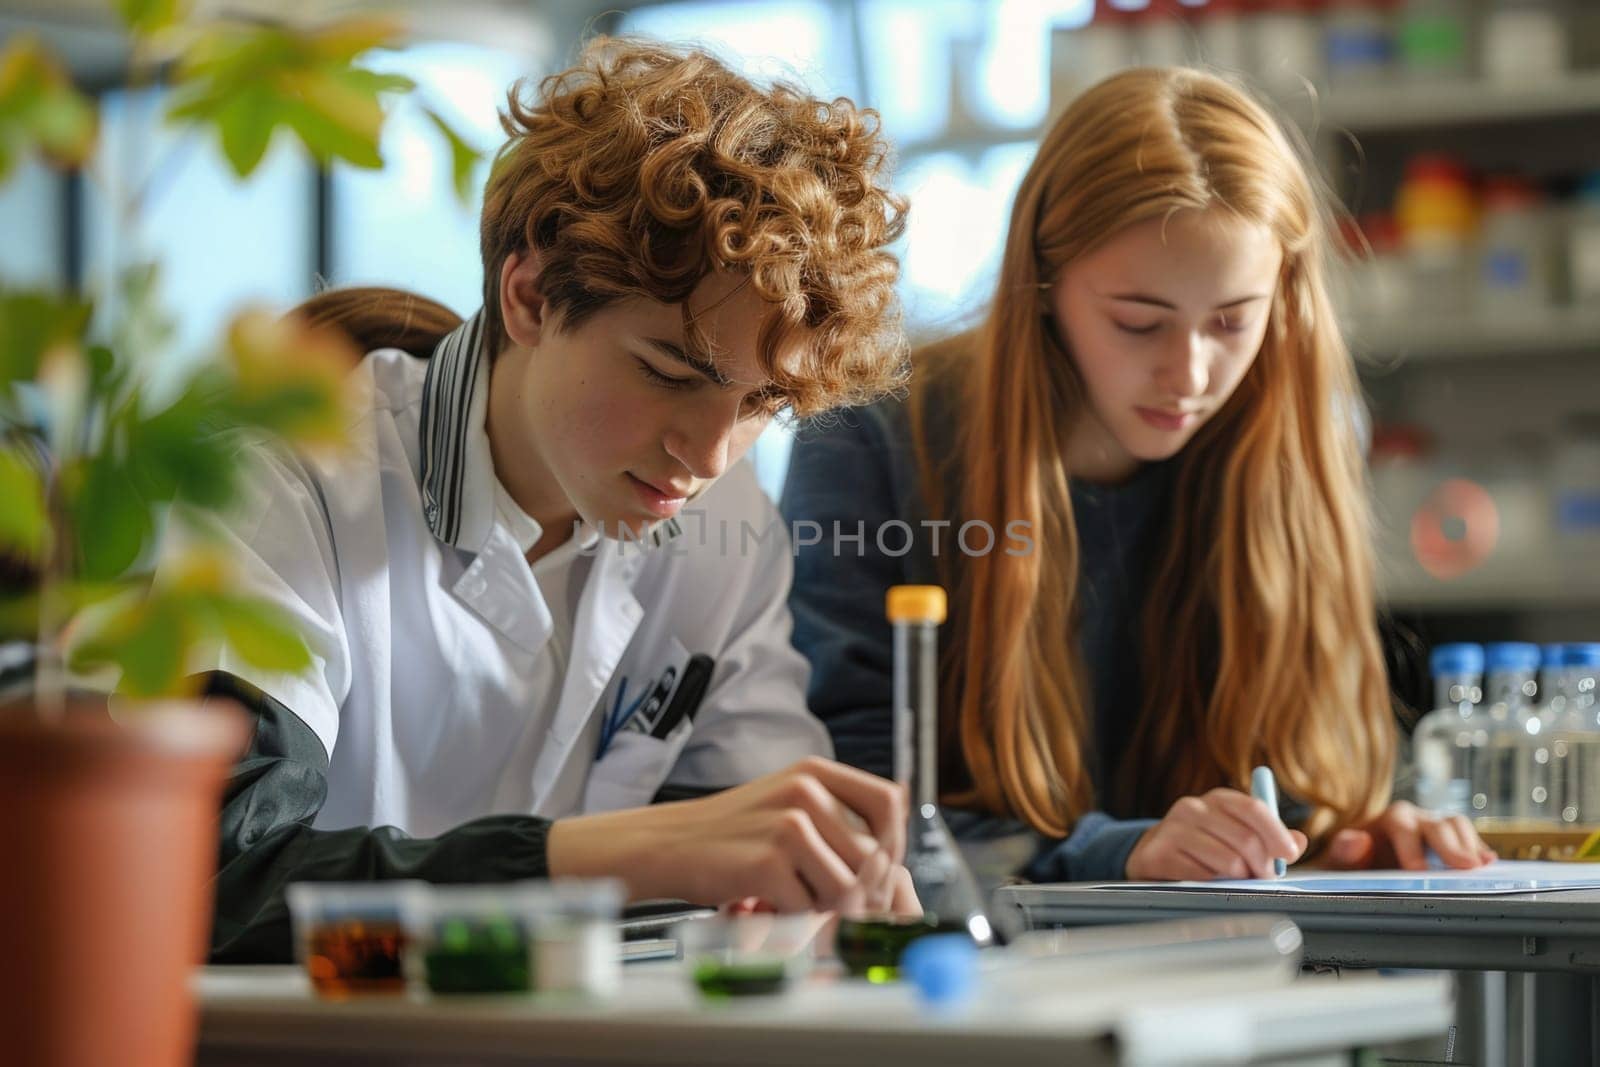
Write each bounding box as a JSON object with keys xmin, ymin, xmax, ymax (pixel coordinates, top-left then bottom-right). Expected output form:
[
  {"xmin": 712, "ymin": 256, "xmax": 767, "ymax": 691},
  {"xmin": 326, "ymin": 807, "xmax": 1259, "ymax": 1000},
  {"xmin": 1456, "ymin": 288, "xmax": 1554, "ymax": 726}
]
[
  {"xmin": 901, "ymin": 933, "xmax": 978, "ymax": 1008},
  {"xmin": 1543, "ymin": 644, "xmax": 1568, "ymax": 668},
  {"xmin": 1430, "ymin": 643, "xmax": 1484, "ymax": 676},
  {"xmin": 1485, "ymin": 642, "xmax": 1540, "ymax": 673},
  {"xmin": 1562, "ymin": 644, "xmax": 1600, "ymax": 669}
]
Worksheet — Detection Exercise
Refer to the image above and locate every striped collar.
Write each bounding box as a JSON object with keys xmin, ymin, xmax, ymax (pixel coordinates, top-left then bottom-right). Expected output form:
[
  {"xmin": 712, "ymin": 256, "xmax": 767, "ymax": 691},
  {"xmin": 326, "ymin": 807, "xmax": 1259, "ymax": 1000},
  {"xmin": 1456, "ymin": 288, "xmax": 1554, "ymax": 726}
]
[{"xmin": 418, "ymin": 311, "xmax": 681, "ymax": 552}]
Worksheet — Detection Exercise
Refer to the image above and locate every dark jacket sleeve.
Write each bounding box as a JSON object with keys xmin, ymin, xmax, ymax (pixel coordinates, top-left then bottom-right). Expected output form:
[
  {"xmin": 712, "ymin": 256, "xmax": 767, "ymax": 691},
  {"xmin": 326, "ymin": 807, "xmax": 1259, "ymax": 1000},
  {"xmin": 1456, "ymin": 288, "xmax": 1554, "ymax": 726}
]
[
  {"xmin": 779, "ymin": 406, "xmax": 918, "ymax": 781},
  {"xmin": 202, "ymin": 672, "xmax": 552, "ymax": 964}
]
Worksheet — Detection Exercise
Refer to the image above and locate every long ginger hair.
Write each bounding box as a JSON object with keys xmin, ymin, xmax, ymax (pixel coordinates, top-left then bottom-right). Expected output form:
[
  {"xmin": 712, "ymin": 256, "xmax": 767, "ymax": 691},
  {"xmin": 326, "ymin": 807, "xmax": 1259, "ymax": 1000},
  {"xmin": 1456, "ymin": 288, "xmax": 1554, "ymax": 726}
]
[{"xmin": 917, "ymin": 68, "xmax": 1392, "ymax": 844}]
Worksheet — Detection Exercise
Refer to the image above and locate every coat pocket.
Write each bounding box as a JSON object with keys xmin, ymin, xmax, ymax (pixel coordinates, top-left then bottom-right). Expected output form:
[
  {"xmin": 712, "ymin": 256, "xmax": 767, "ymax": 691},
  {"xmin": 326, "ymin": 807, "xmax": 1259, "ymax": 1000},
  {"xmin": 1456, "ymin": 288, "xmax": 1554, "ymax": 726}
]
[{"xmin": 582, "ymin": 719, "xmax": 692, "ymax": 812}]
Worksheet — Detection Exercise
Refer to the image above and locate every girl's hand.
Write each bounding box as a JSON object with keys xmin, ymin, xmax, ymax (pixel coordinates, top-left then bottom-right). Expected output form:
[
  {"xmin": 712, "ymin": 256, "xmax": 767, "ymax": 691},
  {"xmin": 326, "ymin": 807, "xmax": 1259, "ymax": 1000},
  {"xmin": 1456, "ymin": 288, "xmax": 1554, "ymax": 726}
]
[
  {"xmin": 1320, "ymin": 801, "xmax": 1497, "ymax": 870},
  {"xmin": 1126, "ymin": 787, "xmax": 1307, "ymax": 881}
]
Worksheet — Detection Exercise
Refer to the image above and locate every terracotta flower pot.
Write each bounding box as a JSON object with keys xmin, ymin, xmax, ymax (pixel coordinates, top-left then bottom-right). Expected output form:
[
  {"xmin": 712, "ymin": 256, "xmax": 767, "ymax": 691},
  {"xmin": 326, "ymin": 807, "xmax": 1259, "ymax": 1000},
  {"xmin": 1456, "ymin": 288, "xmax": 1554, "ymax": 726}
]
[{"xmin": 0, "ymin": 698, "xmax": 247, "ymax": 1067}]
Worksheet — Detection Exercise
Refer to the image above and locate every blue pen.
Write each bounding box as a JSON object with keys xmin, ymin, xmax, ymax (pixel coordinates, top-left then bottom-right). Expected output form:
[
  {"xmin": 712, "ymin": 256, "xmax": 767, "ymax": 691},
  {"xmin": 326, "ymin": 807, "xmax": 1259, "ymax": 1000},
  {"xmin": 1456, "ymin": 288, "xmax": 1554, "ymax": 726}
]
[
  {"xmin": 1251, "ymin": 765, "xmax": 1287, "ymax": 878},
  {"xmin": 597, "ymin": 677, "xmax": 650, "ymax": 759},
  {"xmin": 597, "ymin": 679, "xmax": 627, "ymax": 759}
]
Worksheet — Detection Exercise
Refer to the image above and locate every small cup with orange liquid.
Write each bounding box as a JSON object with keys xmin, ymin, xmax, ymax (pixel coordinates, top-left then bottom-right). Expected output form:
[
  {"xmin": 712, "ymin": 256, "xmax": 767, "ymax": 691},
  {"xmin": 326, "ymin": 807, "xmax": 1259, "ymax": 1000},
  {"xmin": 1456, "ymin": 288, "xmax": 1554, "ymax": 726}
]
[{"xmin": 287, "ymin": 881, "xmax": 428, "ymax": 998}]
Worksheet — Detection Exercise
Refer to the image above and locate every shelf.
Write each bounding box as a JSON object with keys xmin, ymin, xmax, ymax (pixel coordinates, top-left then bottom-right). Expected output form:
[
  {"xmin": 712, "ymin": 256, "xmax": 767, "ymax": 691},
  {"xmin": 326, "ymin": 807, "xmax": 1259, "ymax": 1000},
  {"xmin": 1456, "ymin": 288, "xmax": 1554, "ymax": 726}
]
[
  {"xmin": 1379, "ymin": 564, "xmax": 1600, "ymax": 612},
  {"xmin": 1299, "ymin": 71, "xmax": 1600, "ymax": 132},
  {"xmin": 1348, "ymin": 308, "xmax": 1600, "ymax": 365},
  {"xmin": 895, "ymin": 72, "xmax": 1600, "ymax": 163}
]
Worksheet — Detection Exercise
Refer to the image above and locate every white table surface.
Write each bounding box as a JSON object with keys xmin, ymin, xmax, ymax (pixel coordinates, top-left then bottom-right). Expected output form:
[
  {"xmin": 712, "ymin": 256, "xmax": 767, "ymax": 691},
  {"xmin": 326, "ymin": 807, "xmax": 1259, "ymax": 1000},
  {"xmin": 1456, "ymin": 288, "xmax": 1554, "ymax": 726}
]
[{"xmin": 196, "ymin": 957, "xmax": 1452, "ymax": 1067}]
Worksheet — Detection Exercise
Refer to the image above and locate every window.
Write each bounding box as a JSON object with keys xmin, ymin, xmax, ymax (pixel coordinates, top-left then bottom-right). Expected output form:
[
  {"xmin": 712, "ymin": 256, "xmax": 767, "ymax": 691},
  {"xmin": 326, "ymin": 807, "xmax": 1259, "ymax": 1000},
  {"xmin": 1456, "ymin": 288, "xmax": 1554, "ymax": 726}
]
[
  {"xmin": 330, "ymin": 42, "xmax": 532, "ymax": 318},
  {"xmin": 80, "ymin": 88, "xmax": 313, "ymax": 367},
  {"xmin": 0, "ymin": 158, "xmax": 64, "ymax": 288},
  {"xmin": 896, "ymin": 143, "xmax": 1037, "ymax": 337},
  {"xmin": 621, "ymin": 0, "xmax": 855, "ymax": 99}
]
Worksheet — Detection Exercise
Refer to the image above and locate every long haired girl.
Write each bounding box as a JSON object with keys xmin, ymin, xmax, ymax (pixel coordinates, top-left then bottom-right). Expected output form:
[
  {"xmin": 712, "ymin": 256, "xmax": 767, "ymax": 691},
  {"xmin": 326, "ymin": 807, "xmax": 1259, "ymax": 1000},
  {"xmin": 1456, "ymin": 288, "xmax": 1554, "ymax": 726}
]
[{"xmin": 785, "ymin": 67, "xmax": 1492, "ymax": 879}]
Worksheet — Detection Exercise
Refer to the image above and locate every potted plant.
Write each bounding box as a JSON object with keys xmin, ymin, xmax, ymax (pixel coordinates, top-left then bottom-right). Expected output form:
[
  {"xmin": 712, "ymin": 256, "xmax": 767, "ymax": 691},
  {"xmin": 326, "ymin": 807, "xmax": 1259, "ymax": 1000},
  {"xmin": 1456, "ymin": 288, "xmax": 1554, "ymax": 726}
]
[{"xmin": 0, "ymin": 3, "xmax": 478, "ymax": 1063}]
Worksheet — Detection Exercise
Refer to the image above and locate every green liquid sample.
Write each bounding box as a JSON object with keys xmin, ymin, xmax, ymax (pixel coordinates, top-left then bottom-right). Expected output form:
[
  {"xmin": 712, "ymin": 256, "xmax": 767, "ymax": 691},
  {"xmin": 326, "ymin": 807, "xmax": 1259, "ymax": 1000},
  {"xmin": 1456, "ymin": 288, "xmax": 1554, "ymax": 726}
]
[
  {"xmin": 692, "ymin": 958, "xmax": 790, "ymax": 997},
  {"xmin": 835, "ymin": 916, "xmax": 972, "ymax": 983},
  {"xmin": 423, "ymin": 917, "xmax": 531, "ymax": 994}
]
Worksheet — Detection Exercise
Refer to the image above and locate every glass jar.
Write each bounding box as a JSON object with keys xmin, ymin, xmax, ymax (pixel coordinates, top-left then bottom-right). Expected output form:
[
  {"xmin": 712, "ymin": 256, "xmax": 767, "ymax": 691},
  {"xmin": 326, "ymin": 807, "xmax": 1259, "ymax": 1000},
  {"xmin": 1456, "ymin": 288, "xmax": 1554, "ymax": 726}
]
[{"xmin": 1483, "ymin": 0, "xmax": 1568, "ymax": 86}]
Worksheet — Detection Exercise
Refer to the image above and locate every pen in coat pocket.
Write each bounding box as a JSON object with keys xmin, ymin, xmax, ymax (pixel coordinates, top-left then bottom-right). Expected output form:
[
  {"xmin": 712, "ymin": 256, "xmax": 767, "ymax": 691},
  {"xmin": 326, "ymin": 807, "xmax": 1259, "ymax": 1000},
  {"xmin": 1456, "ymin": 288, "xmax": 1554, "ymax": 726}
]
[{"xmin": 648, "ymin": 654, "xmax": 715, "ymax": 740}]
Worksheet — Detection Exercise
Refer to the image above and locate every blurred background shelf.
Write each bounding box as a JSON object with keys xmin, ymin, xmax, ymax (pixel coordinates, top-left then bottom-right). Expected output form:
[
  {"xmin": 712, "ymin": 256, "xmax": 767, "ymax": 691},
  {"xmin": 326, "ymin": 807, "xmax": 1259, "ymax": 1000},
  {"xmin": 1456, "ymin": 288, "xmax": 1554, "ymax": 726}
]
[
  {"xmin": 1350, "ymin": 308, "xmax": 1600, "ymax": 364},
  {"xmin": 1382, "ymin": 568, "xmax": 1600, "ymax": 612},
  {"xmin": 1303, "ymin": 71, "xmax": 1600, "ymax": 132}
]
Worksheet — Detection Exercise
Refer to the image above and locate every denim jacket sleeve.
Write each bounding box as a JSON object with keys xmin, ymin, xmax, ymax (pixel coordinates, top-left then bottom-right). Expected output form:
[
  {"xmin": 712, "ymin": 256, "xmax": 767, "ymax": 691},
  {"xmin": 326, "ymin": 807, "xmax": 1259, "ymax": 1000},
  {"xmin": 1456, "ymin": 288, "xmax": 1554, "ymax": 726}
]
[
  {"xmin": 779, "ymin": 403, "xmax": 925, "ymax": 781},
  {"xmin": 944, "ymin": 807, "xmax": 1156, "ymax": 884},
  {"xmin": 1022, "ymin": 794, "xmax": 1322, "ymax": 883},
  {"xmin": 1022, "ymin": 813, "xmax": 1159, "ymax": 883}
]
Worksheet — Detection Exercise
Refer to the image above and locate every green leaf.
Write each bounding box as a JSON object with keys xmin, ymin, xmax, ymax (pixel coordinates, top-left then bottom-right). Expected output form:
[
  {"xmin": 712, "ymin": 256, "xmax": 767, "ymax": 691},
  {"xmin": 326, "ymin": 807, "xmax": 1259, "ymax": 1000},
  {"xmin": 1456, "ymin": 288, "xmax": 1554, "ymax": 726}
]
[
  {"xmin": 422, "ymin": 106, "xmax": 483, "ymax": 204},
  {"xmin": 84, "ymin": 343, "xmax": 120, "ymax": 401},
  {"xmin": 70, "ymin": 592, "xmax": 189, "ymax": 698},
  {"xmin": 214, "ymin": 85, "xmax": 278, "ymax": 177},
  {"xmin": 68, "ymin": 560, "xmax": 315, "ymax": 695},
  {"xmin": 115, "ymin": 0, "xmax": 191, "ymax": 35},
  {"xmin": 175, "ymin": 22, "xmax": 297, "ymax": 88},
  {"xmin": 166, "ymin": 17, "xmax": 408, "ymax": 176},
  {"xmin": 0, "ymin": 35, "xmax": 98, "ymax": 177},
  {"xmin": 111, "ymin": 262, "xmax": 178, "ymax": 368},
  {"xmin": 0, "ymin": 578, "xmax": 141, "ymax": 643},
  {"xmin": 338, "ymin": 69, "xmax": 415, "ymax": 96},
  {"xmin": 0, "ymin": 593, "xmax": 39, "ymax": 641},
  {"xmin": 0, "ymin": 289, "xmax": 92, "ymax": 388},
  {"xmin": 153, "ymin": 431, "xmax": 238, "ymax": 509},
  {"xmin": 0, "ymin": 446, "xmax": 47, "ymax": 562},
  {"xmin": 119, "ymin": 602, "xmax": 187, "ymax": 696},
  {"xmin": 223, "ymin": 385, "xmax": 339, "ymax": 442},
  {"xmin": 303, "ymin": 16, "xmax": 408, "ymax": 64},
  {"xmin": 63, "ymin": 454, "xmax": 152, "ymax": 581},
  {"xmin": 281, "ymin": 97, "xmax": 382, "ymax": 169},
  {"xmin": 282, "ymin": 65, "xmax": 385, "ymax": 166},
  {"xmin": 23, "ymin": 91, "xmax": 98, "ymax": 161},
  {"xmin": 210, "ymin": 594, "xmax": 311, "ymax": 674},
  {"xmin": 221, "ymin": 309, "xmax": 359, "ymax": 447},
  {"xmin": 126, "ymin": 378, "xmax": 241, "ymax": 509}
]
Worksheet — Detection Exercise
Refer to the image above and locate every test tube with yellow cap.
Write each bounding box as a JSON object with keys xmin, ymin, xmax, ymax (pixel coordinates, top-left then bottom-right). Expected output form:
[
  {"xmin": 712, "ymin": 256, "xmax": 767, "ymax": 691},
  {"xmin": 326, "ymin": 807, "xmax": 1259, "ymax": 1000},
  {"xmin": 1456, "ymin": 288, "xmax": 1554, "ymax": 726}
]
[{"xmin": 836, "ymin": 585, "xmax": 994, "ymax": 982}]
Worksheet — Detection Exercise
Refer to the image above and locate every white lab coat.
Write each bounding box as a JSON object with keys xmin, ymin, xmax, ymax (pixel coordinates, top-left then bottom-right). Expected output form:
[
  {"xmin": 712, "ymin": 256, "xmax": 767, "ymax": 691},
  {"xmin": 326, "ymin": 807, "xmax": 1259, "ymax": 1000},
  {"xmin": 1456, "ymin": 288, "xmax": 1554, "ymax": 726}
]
[{"xmin": 184, "ymin": 312, "xmax": 830, "ymax": 838}]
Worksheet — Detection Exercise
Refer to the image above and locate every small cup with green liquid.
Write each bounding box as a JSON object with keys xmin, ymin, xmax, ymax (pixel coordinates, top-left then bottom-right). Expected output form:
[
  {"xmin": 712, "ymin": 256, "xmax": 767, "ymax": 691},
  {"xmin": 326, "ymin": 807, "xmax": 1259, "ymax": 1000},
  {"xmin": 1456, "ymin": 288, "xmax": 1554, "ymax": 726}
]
[
  {"xmin": 835, "ymin": 913, "xmax": 975, "ymax": 984},
  {"xmin": 678, "ymin": 914, "xmax": 823, "ymax": 998},
  {"xmin": 412, "ymin": 886, "xmax": 538, "ymax": 995}
]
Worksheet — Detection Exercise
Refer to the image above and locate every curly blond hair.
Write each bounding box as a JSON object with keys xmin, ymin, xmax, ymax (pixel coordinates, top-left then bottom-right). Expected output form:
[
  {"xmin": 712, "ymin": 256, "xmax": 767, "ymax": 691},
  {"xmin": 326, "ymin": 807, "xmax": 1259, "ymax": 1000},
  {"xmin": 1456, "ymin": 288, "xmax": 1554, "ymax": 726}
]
[{"xmin": 478, "ymin": 36, "xmax": 908, "ymax": 417}]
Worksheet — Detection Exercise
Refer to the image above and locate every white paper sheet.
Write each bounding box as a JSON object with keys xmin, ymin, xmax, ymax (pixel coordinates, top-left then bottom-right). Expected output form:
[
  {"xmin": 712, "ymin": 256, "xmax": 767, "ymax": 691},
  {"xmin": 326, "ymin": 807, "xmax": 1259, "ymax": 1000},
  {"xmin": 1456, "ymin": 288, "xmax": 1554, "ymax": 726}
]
[{"xmin": 1083, "ymin": 860, "xmax": 1600, "ymax": 895}]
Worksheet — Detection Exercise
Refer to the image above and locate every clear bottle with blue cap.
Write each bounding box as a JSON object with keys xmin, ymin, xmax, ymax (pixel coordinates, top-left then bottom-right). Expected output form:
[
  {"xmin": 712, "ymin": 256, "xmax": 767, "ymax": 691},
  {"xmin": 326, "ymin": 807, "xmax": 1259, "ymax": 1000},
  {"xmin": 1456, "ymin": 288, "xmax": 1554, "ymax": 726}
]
[
  {"xmin": 1538, "ymin": 644, "xmax": 1566, "ymax": 713},
  {"xmin": 1531, "ymin": 644, "xmax": 1575, "ymax": 820},
  {"xmin": 1472, "ymin": 642, "xmax": 1543, "ymax": 825},
  {"xmin": 1545, "ymin": 644, "xmax": 1600, "ymax": 825},
  {"xmin": 1412, "ymin": 643, "xmax": 1485, "ymax": 816}
]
